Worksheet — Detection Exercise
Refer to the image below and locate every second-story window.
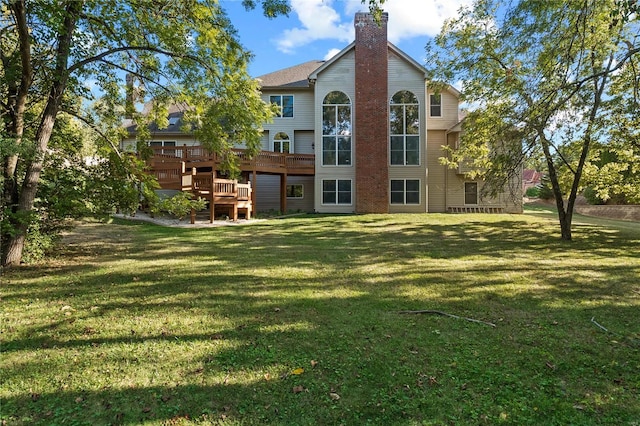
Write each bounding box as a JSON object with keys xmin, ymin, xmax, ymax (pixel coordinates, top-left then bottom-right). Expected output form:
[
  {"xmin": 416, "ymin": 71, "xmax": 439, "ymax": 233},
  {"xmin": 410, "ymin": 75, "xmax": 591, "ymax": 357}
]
[
  {"xmin": 429, "ymin": 94, "xmax": 442, "ymax": 117},
  {"xmin": 273, "ymin": 132, "xmax": 292, "ymax": 153},
  {"xmin": 390, "ymin": 90, "xmax": 419, "ymax": 165},
  {"xmin": 270, "ymin": 95, "xmax": 294, "ymax": 118},
  {"xmin": 322, "ymin": 91, "xmax": 351, "ymax": 166}
]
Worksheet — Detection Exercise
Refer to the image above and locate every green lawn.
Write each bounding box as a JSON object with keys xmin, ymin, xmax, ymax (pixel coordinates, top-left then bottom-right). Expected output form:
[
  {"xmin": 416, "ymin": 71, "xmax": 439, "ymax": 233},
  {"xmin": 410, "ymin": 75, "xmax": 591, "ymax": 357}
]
[{"xmin": 2, "ymin": 210, "xmax": 639, "ymax": 425}]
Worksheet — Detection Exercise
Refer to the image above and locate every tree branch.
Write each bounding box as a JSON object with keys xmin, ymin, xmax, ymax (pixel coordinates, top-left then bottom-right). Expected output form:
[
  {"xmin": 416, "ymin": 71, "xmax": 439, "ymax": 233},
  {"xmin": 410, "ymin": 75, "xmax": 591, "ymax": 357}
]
[
  {"xmin": 61, "ymin": 109, "xmax": 123, "ymax": 160},
  {"xmin": 68, "ymin": 45, "xmax": 208, "ymax": 74},
  {"xmin": 397, "ymin": 310, "xmax": 496, "ymax": 327}
]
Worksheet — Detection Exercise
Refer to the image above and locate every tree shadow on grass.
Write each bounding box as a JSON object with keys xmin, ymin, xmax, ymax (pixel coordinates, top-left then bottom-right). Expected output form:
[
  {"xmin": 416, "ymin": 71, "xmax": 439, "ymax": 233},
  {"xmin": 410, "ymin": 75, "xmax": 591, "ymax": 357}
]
[{"xmin": 2, "ymin": 214, "xmax": 639, "ymax": 424}]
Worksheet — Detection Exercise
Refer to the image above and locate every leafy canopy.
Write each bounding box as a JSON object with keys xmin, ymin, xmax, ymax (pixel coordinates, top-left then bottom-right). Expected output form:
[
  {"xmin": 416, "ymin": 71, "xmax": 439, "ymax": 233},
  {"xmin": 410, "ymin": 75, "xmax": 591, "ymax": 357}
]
[{"xmin": 426, "ymin": 0, "xmax": 640, "ymax": 239}]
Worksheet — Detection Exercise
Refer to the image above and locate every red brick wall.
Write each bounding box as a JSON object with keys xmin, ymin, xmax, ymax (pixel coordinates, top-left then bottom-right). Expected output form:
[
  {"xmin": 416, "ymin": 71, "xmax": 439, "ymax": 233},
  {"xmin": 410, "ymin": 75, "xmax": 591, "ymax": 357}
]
[{"xmin": 354, "ymin": 12, "xmax": 389, "ymax": 213}]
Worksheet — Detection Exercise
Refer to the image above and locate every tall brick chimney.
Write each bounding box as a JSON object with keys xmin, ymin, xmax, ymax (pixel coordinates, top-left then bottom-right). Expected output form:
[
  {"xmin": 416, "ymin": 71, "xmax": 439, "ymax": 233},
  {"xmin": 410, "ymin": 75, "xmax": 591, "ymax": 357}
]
[{"xmin": 354, "ymin": 12, "xmax": 389, "ymax": 213}]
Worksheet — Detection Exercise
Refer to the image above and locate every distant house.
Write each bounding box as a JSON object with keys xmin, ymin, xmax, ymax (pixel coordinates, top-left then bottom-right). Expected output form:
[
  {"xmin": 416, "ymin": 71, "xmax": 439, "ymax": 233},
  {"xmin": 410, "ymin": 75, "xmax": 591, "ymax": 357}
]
[
  {"xmin": 523, "ymin": 169, "xmax": 543, "ymax": 192},
  {"xmin": 122, "ymin": 12, "xmax": 522, "ymax": 216}
]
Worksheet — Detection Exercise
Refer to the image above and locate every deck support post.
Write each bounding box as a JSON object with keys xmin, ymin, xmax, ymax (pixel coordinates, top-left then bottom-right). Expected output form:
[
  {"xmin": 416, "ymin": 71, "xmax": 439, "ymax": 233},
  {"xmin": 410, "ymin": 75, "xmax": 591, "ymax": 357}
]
[
  {"xmin": 252, "ymin": 168, "xmax": 257, "ymax": 214},
  {"xmin": 280, "ymin": 173, "xmax": 287, "ymax": 214}
]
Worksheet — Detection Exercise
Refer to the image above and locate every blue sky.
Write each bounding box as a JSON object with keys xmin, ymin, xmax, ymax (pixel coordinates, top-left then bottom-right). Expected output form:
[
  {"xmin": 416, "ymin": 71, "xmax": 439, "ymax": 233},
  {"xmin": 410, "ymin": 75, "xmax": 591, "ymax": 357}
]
[{"xmin": 220, "ymin": 0, "xmax": 473, "ymax": 78}]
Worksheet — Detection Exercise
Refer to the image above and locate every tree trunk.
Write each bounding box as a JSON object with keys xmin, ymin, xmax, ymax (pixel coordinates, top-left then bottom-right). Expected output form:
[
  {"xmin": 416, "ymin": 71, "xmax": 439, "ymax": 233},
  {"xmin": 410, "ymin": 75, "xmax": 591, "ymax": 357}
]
[
  {"xmin": 1, "ymin": 1, "xmax": 81, "ymax": 267},
  {"xmin": 2, "ymin": 102, "xmax": 60, "ymax": 266},
  {"xmin": 540, "ymin": 134, "xmax": 573, "ymax": 241}
]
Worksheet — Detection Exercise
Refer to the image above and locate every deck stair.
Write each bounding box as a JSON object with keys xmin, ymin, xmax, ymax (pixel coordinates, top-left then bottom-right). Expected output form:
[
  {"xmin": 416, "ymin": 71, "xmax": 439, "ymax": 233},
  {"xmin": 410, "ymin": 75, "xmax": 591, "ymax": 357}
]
[{"xmin": 181, "ymin": 167, "xmax": 252, "ymax": 223}]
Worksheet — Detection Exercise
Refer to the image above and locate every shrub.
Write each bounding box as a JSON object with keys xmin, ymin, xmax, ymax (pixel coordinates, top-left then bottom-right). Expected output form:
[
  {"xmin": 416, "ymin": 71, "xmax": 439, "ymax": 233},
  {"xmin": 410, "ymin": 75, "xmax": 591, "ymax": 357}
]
[
  {"xmin": 157, "ymin": 192, "xmax": 207, "ymax": 220},
  {"xmin": 525, "ymin": 186, "xmax": 540, "ymax": 197},
  {"xmin": 537, "ymin": 184, "xmax": 554, "ymax": 200},
  {"xmin": 583, "ymin": 187, "xmax": 606, "ymax": 205}
]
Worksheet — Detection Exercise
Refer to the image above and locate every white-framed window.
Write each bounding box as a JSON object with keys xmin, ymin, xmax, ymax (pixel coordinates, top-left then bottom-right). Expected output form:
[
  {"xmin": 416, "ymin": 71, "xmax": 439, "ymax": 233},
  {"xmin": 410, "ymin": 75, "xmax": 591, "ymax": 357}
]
[
  {"xmin": 322, "ymin": 91, "xmax": 351, "ymax": 166},
  {"xmin": 390, "ymin": 179, "xmax": 420, "ymax": 204},
  {"xmin": 322, "ymin": 179, "xmax": 352, "ymax": 205},
  {"xmin": 270, "ymin": 95, "xmax": 294, "ymax": 118},
  {"xmin": 429, "ymin": 93, "xmax": 442, "ymax": 117},
  {"xmin": 465, "ymin": 182, "xmax": 478, "ymax": 205},
  {"xmin": 390, "ymin": 90, "xmax": 420, "ymax": 166},
  {"xmin": 286, "ymin": 184, "xmax": 304, "ymax": 199},
  {"xmin": 273, "ymin": 131, "xmax": 292, "ymax": 153},
  {"xmin": 149, "ymin": 140, "xmax": 177, "ymax": 156}
]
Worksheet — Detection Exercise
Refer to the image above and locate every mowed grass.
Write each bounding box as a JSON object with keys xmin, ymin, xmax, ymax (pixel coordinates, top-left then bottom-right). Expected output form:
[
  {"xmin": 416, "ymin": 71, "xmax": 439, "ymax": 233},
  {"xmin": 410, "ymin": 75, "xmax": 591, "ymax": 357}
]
[{"xmin": 1, "ymin": 210, "xmax": 639, "ymax": 425}]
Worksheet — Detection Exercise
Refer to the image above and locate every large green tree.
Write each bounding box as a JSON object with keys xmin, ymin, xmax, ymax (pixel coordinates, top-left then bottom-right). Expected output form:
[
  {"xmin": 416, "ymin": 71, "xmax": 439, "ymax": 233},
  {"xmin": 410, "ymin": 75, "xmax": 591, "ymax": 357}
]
[
  {"xmin": 1, "ymin": 0, "xmax": 386, "ymax": 267},
  {"xmin": 1, "ymin": 0, "xmax": 266, "ymax": 266},
  {"xmin": 426, "ymin": 0, "xmax": 639, "ymax": 240}
]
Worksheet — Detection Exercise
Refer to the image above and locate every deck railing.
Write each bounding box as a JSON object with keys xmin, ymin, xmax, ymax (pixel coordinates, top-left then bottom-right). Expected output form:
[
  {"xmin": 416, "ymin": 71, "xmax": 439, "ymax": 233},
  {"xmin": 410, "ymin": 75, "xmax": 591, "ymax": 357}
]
[{"xmin": 149, "ymin": 145, "xmax": 315, "ymax": 175}]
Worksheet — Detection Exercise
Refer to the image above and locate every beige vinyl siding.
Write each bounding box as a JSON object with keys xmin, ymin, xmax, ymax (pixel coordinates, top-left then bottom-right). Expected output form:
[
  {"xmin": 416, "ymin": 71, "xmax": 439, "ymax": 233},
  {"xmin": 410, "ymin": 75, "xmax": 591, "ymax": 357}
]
[
  {"xmin": 260, "ymin": 131, "xmax": 269, "ymax": 151},
  {"xmin": 426, "ymin": 89, "xmax": 460, "ymax": 130},
  {"xmin": 252, "ymin": 175, "xmax": 316, "ymax": 213},
  {"xmin": 121, "ymin": 139, "xmax": 136, "ymax": 152},
  {"xmin": 286, "ymin": 176, "xmax": 315, "ymax": 212},
  {"xmin": 120, "ymin": 135, "xmax": 198, "ymax": 153},
  {"xmin": 444, "ymin": 133, "xmax": 523, "ymax": 213},
  {"xmin": 313, "ymin": 50, "xmax": 356, "ymax": 214},
  {"xmin": 294, "ymin": 130, "xmax": 314, "ymax": 155},
  {"xmin": 388, "ymin": 52, "xmax": 428, "ymax": 212},
  {"xmin": 254, "ymin": 175, "xmax": 281, "ymax": 212},
  {"xmin": 261, "ymin": 89, "xmax": 315, "ymax": 142},
  {"xmin": 426, "ymin": 130, "xmax": 448, "ymax": 212}
]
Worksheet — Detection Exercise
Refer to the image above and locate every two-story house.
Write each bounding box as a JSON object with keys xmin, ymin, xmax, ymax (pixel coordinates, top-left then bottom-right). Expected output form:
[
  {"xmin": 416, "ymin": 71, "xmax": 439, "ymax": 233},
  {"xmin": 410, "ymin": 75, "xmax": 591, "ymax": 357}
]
[
  {"xmin": 254, "ymin": 12, "xmax": 521, "ymax": 214},
  {"xmin": 123, "ymin": 12, "xmax": 522, "ymax": 216}
]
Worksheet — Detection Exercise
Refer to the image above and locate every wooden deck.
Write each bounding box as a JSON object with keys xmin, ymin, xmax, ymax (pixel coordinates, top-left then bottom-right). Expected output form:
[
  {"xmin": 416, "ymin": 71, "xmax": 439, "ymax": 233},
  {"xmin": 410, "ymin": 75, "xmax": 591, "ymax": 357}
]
[
  {"xmin": 149, "ymin": 145, "xmax": 314, "ymax": 182},
  {"xmin": 148, "ymin": 145, "xmax": 315, "ymax": 218}
]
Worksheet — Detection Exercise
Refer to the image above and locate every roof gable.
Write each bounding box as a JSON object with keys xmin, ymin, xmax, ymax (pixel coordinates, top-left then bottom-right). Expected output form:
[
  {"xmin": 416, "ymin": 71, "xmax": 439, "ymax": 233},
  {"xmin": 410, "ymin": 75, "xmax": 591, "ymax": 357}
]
[{"xmin": 256, "ymin": 60, "xmax": 324, "ymax": 89}]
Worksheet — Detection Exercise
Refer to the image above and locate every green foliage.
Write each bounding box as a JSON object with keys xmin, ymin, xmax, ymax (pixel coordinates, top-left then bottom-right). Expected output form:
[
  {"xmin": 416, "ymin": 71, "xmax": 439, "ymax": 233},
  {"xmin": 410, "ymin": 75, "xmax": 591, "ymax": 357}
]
[
  {"xmin": 537, "ymin": 184, "xmax": 554, "ymax": 201},
  {"xmin": 583, "ymin": 187, "xmax": 606, "ymax": 205},
  {"xmin": 426, "ymin": 0, "xmax": 640, "ymax": 239},
  {"xmin": 155, "ymin": 192, "xmax": 207, "ymax": 220},
  {"xmin": 525, "ymin": 186, "xmax": 540, "ymax": 197},
  {"xmin": 1, "ymin": 0, "xmax": 284, "ymax": 265},
  {"xmin": 21, "ymin": 220, "xmax": 60, "ymax": 264}
]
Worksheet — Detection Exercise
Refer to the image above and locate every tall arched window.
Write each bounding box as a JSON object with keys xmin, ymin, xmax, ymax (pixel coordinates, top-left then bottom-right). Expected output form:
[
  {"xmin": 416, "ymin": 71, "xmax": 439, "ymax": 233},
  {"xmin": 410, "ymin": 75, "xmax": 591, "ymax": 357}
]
[
  {"xmin": 322, "ymin": 91, "xmax": 351, "ymax": 166},
  {"xmin": 390, "ymin": 90, "xmax": 419, "ymax": 165},
  {"xmin": 273, "ymin": 131, "xmax": 291, "ymax": 153}
]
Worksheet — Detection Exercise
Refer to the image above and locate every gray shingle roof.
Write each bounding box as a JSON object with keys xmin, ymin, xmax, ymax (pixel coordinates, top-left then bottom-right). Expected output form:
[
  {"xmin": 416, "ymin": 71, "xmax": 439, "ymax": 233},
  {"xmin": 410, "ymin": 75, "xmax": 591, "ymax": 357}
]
[{"xmin": 256, "ymin": 60, "xmax": 324, "ymax": 88}]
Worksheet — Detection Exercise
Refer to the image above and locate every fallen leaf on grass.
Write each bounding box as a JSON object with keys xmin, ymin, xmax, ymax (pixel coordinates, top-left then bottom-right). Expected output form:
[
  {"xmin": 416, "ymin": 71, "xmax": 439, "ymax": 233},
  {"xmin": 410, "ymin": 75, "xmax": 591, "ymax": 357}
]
[
  {"xmin": 292, "ymin": 385, "xmax": 305, "ymax": 393},
  {"xmin": 291, "ymin": 368, "xmax": 304, "ymax": 375},
  {"xmin": 310, "ymin": 360, "xmax": 318, "ymax": 368},
  {"xmin": 264, "ymin": 373, "xmax": 272, "ymax": 381},
  {"xmin": 329, "ymin": 392, "xmax": 340, "ymax": 401}
]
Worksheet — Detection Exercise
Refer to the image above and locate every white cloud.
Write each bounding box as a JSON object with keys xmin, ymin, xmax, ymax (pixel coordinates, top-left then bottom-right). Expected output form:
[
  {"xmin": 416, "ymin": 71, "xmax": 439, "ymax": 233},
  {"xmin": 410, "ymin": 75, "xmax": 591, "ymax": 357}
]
[
  {"xmin": 275, "ymin": 0, "xmax": 472, "ymax": 53},
  {"xmin": 323, "ymin": 48, "xmax": 342, "ymax": 61},
  {"xmin": 383, "ymin": 0, "xmax": 473, "ymax": 43},
  {"xmin": 275, "ymin": 0, "xmax": 352, "ymax": 53}
]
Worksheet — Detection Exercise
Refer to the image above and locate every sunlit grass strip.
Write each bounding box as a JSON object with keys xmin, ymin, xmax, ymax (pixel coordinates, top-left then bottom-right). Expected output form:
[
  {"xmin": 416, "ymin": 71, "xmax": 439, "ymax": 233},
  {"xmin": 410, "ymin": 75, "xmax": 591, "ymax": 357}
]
[{"xmin": 2, "ymin": 212, "xmax": 639, "ymax": 425}]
